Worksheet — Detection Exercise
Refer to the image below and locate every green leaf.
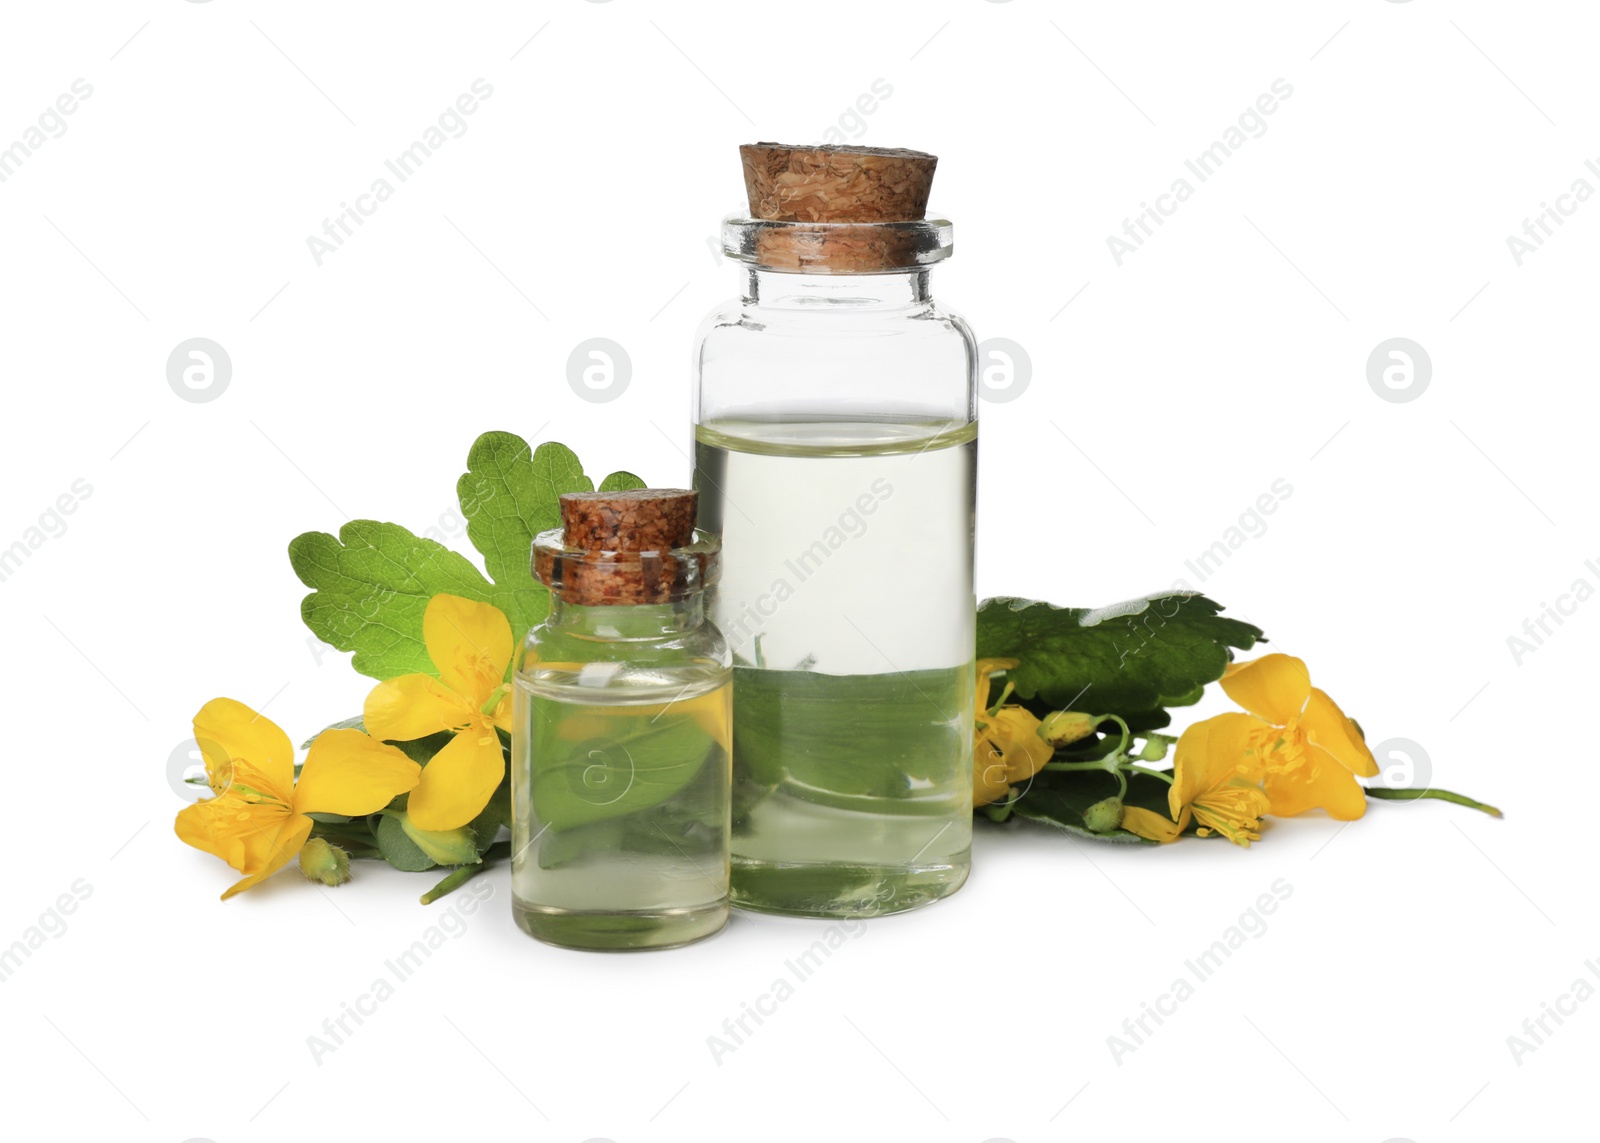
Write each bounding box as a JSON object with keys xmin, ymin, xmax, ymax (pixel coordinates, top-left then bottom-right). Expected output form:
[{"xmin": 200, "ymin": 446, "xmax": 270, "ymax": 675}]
[
  {"xmin": 289, "ymin": 521, "xmax": 505, "ymax": 680},
  {"xmin": 375, "ymin": 812, "xmax": 437, "ymax": 872},
  {"xmin": 1007, "ymin": 768, "xmax": 1175, "ymax": 844},
  {"xmin": 598, "ymin": 470, "xmax": 647, "ymax": 492},
  {"xmin": 291, "ymin": 432, "xmax": 627, "ymax": 681},
  {"xmin": 732, "ymin": 666, "xmax": 968, "ymax": 802},
  {"xmin": 390, "ymin": 731, "xmax": 456, "ymax": 768},
  {"xmin": 530, "ymin": 705, "xmax": 721, "ymax": 832},
  {"xmin": 468, "ymin": 780, "xmax": 511, "ymax": 854},
  {"xmin": 456, "ymin": 434, "xmax": 597, "ymax": 641},
  {"xmin": 976, "ymin": 593, "xmax": 1265, "ymax": 728}
]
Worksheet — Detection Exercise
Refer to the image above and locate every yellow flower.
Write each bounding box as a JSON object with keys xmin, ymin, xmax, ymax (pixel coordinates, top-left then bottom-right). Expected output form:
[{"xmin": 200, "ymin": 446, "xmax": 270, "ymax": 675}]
[
  {"xmin": 175, "ymin": 698, "xmax": 421, "ymax": 899},
  {"xmin": 1121, "ymin": 714, "xmax": 1272, "ymax": 845},
  {"xmin": 973, "ymin": 658, "xmax": 1054, "ymax": 807},
  {"xmin": 364, "ymin": 594, "xmax": 514, "ymax": 831},
  {"xmin": 1220, "ymin": 653, "xmax": 1378, "ymax": 820},
  {"xmin": 1120, "ymin": 805, "xmax": 1183, "ymax": 844}
]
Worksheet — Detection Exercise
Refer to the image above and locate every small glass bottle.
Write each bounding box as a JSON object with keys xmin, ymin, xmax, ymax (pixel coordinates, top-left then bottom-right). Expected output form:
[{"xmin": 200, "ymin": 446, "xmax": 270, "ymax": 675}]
[
  {"xmin": 692, "ymin": 144, "xmax": 977, "ymax": 918},
  {"xmin": 510, "ymin": 489, "xmax": 731, "ymax": 950}
]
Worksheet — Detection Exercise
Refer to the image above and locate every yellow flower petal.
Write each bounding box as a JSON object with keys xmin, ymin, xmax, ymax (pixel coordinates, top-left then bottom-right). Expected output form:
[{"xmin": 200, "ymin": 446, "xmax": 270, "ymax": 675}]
[
  {"xmin": 292, "ymin": 729, "xmax": 422, "ymax": 816},
  {"xmin": 989, "ymin": 708, "xmax": 1053, "ymax": 785},
  {"xmin": 1301, "ymin": 687, "xmax": 1378, "ymax": 777},
  {"xmin": 176, "ymin": 795, "xmax": 312, "ymax": 898},
  {"xmin": 424, "ymin": 594, "xmax": 513, "ymax": 706},
  {"xmin": 193, "ymin": 698, "xmax": 295, "ymax": 802},
  {"xmin": 974, "ymin": 658, "xmax": 1017, "ymax": 713},
  {"xmin": 1121, "ymin": 805, "xmax": 1183, "ymax": 843},
  {"xmin": 1263, "ymin": 748, "xmax": 1368, "ymax": 820},
  {"xmin": 220, "ymin": 814, "xmax": 314, "ymax": 900},
  {"xmin": 405, "ymin": 726, "xmax": 505, "ymax": 831},
  {"xmin": 1220, "ymin": 654, "xmax": 1311, "ymax": 727},
  {"xmin": 365, "ymin": 673, "xmax": 475, "ymax": 741},
  {"xmin": 1170, "ymin": 712, "xmax": 1263, "ymax": 820},
  {"xmin": 972, "ymin": 731, "xmax": 1012, "ymax": 807}
]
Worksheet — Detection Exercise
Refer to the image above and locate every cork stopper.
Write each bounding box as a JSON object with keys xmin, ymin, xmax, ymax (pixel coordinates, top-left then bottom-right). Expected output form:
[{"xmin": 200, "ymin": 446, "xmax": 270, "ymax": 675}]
[
  {"xmin": 558, "ymin": 489, "xmax": 697, "ymax": 553},
  {"xmin": 740, "ymin": 143, "xmax": 937, "ymax": 224},
  {"xmin": 533, "ymin": 489, "xmax": 716, "ymax": 606},
  {"xmin": 734, "ymin": 142, "xmax": 943, "ymax": 272}
]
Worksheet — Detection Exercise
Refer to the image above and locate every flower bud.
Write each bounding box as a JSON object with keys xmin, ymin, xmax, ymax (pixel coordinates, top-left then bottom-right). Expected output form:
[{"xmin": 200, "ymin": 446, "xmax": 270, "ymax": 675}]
[
  {"xmin": 1038, "ymin": 710, "xmax": 1101, "ymax": 748},
  {"xmin": 1083, "ymin": 796, "xmax": 1125, "ymax": 834},
  {"xmin": 1136, "ymin": 734, "xmax": 1175, "ymax": 762},
  {"xmin": 399, "ymin": 812, "xmax": 481, "ymax": 866},
  {"xmin": 299, "ymin": 837, "xmax": 352, "ymax": 886}
]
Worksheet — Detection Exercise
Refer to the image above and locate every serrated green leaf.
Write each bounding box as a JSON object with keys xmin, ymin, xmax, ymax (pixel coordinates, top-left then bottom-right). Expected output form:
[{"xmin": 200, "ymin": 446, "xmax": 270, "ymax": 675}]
[
  {"xmin": 1007, "ymin": 768, "xmax": 1176, "ymax": 845},
  {"xmin": 292, "ymin": 433, "xmax": 647, "ymax": 681},
  {"xmin": 456, "ymin": 434, "xmax": 590, "ymax": 629},
  {"xmin": 598, "ymin": 470, "xmax": 647, "ymax": 492},
  {"xmin": 976, "ymin": 593, "xmax": 1265, "ymax": 727},
  {"xmin": 289, "ymin": 521, "xmax": 508, "ymax": 680}
]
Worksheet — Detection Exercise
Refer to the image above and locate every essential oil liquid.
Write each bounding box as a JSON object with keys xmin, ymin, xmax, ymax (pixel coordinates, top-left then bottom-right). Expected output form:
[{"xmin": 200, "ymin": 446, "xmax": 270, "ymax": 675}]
[
  {"xmin": 510, "ymin": 672, "xmax": 731, "ymax": 950},
  {"xmin": 694, "ymin": 419, "xmax": 976, "ymax": 917}
]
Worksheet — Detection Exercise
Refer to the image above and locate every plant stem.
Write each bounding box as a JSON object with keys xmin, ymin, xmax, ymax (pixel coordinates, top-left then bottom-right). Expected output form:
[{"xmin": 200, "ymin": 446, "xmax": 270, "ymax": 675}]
[
  {"xmin": 1123, "ymin": 764, "xmax": 1174, "ymax": 785},
  {"xmin": 420, "ymin": 840, "xmax": 511, "ymax": 904},
  {"xmin": 1365, "ymin": 785, "xmax": 1502, "ymax": 818}
]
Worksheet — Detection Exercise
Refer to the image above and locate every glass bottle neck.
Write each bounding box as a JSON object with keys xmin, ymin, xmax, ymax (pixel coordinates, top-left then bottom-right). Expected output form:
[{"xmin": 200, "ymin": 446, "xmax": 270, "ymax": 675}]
[
  {"xmin": 744, "ymin": 268, "xmax": 931, "ymax": 309},
  {"xmin": 545, "ymin": 595, "xmax": 706, "ymax": 638}
]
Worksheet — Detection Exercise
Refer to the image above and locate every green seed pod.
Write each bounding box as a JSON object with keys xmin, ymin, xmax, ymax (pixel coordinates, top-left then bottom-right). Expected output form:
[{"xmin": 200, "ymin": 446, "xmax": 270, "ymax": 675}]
[
  {"xmin": 1038, "ymin": 710, "xmax": 1102, "ymax": 748},
  {"xmin": 1083, "ymin": 796, "xmax": 1125, "ymax": 834},
  {"xmin": 299, "ymin": 837, "xmax": 352, "ymax": 886}
]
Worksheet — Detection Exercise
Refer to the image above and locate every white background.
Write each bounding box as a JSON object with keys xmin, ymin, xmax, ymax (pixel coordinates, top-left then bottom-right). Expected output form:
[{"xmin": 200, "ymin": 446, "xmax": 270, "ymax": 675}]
[{"xmin": 1, "ymin": 2, "xmax": 1593, "ymax": 1140}]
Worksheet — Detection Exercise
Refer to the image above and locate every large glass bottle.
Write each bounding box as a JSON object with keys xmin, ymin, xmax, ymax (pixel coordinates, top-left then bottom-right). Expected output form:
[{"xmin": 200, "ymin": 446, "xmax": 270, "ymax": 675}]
[
  {"xmin": 692, "ymin": 143, "xmax": 977, "ymax": 918},
  {"xmin": 510, "ymin": 489, "xmax": 732, "ymax": 950}
]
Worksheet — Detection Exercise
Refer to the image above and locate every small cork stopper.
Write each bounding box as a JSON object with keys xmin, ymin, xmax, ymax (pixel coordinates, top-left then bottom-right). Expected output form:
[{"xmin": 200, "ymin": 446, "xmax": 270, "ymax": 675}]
[
  {"xmin": 558, "ymin": 489, "xmax": 698, "ymax": 552},
  {"xmin": 739, "ymin": 142, "xmax": 938, "ymax": 272},
  {"xmin": 535, "ymin": 489, "xmax": 705, "ymax": 606},
  {"xmin": 740, "ymin": 143, "xmax": 937, "ymax": 223}
]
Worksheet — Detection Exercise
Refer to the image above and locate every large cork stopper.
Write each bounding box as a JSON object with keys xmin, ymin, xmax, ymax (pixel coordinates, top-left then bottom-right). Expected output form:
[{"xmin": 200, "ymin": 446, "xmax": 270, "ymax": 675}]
[
  {"xmin": 741, "ymin": 143, "xmax": 937, "ymax": 223},
  {"xmin": 535, "ymin": 489, "xmax": 708, "ymax": 606},
  {"xmin": 738, "ymin": 142, "xmax": 939, "ymax": 272},
  {"xmin": 558, "ymin": 489, "xmax": 698, "ymax": 552}
]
